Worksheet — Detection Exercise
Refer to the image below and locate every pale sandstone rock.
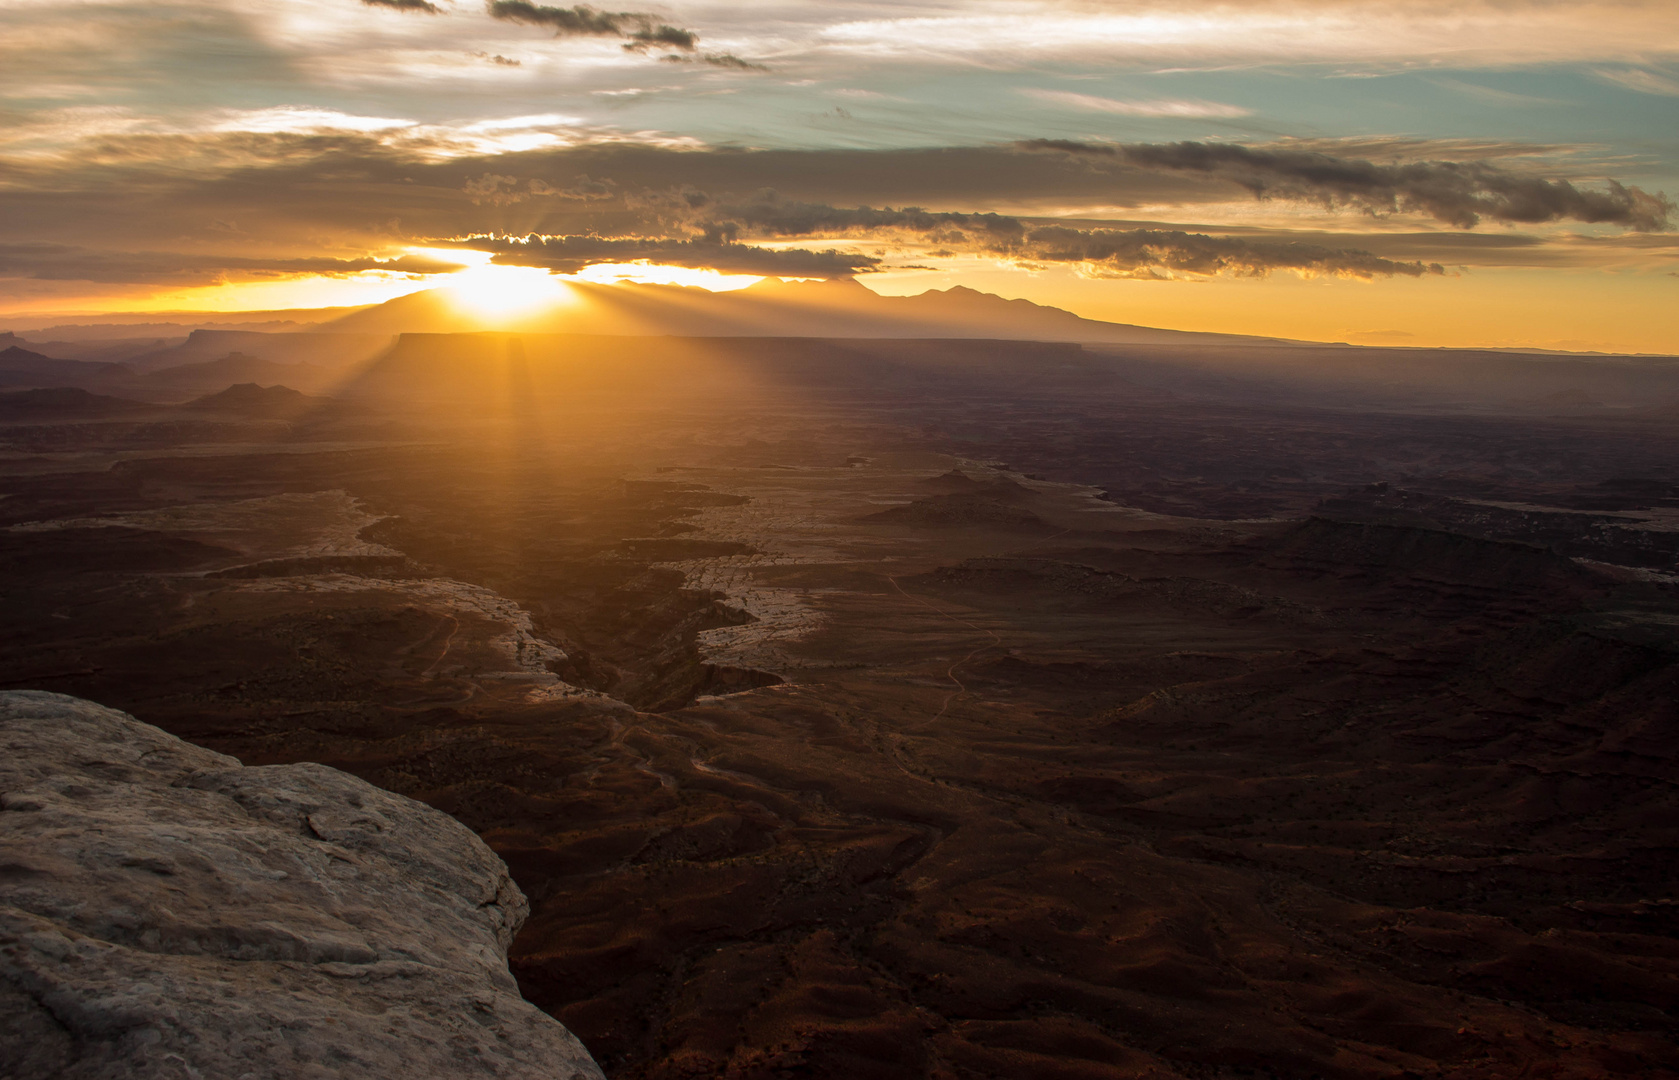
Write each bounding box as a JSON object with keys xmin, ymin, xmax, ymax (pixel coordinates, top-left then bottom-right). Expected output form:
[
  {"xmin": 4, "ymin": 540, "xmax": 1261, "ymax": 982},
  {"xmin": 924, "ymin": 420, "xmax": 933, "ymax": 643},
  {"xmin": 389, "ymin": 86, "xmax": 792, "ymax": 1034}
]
[{"xmin": 0, "ymin": 691, "xmax": 604, "ymax": 1080}]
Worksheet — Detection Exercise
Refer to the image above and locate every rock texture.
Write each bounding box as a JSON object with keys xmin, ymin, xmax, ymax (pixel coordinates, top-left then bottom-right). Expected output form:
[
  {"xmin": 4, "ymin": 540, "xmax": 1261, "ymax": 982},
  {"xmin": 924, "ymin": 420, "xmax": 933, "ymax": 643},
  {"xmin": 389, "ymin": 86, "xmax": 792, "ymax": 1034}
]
[{"xmin": 0, "ymin": 691, "xmax": 604, "ymax": 1080}]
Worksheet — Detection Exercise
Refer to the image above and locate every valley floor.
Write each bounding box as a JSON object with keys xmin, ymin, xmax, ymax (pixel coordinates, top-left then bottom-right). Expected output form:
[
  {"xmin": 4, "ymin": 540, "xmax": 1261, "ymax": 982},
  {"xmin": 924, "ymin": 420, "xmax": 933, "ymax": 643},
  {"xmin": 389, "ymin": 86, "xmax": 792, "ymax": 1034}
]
[{"xmin": 3, "ymin": 348, "xmax": 1678, "ymax": 1079}]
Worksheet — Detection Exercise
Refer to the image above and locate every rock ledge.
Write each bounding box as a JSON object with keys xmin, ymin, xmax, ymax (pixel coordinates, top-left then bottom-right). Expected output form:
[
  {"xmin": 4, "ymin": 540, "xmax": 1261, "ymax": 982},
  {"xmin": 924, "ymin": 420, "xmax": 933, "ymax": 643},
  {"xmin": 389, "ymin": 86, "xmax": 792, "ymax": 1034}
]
[{"xmin": 0, "ymin": 690, "xmax": 604, "ymax": 1080}]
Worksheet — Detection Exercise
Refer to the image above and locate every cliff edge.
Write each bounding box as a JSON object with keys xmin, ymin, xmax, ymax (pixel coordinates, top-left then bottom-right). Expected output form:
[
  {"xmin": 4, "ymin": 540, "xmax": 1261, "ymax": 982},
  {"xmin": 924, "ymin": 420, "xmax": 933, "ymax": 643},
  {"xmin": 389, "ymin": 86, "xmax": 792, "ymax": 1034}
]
[{"xmin": 0, "ymin": 690, "xmax": 604, "ymax": 1080}]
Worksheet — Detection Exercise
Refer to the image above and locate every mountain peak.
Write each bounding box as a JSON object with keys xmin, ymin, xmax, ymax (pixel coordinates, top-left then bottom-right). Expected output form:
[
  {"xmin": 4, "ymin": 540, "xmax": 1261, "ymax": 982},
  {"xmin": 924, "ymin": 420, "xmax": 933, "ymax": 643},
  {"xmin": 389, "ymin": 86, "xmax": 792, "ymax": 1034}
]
[
  {"xmin": 746, "ymin": 275, "xmax": 871, "ymax": 294},
  {"xmin": 1, "ymin": 344, "xmax": 57, "ymax": 365}
]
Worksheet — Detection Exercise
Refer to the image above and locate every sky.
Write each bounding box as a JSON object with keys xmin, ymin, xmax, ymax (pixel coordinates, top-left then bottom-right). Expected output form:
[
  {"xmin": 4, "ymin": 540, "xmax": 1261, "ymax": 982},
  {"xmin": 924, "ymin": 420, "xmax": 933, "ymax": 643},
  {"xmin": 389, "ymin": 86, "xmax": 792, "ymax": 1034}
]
[{"xmin": 1, "ymin": 0, "xmax": 1676, "ymax": 351}]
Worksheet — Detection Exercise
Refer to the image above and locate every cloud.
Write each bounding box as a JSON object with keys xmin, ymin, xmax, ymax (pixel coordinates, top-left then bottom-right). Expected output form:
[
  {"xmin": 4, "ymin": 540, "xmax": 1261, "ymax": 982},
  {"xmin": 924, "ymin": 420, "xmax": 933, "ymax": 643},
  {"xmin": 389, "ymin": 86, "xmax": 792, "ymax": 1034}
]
[
  {"xmin": 1017, "ymin": 226, "xmax": 1444, "ymax": 280},
  {"xmin": 485, "ymin": 2, "xmax": 699, "ymax": 52},
  {"xmin": 362, "ymin": 0, "xmax": 443, "ymax": 12},
  {"xmin": 702, "ymin": 54, "xmax": 768, "ymax": 71},
  {"xmin": 1022, "ymin": 140, "xmax": 1674, "ymax": 230},
  {"xmin": 697, "ymin": 192, "xmax": 1026, "ymax": 244},
  {"xmin": 1014, "ymin": 138, "xmax": 1117, "ymax": 156},
  {"xmin": 654, "ymin": 52, "xmax": 769, "ymax": 70},
  {"xmin": 0, "ymin": 134, "xmax": 1655, "ymax": 292},
  {"xmin": 485, "ymin": 1, "xmax": 623, "ymax": 35},
  {"xmin": 466, "ymin": 172, "xmax": 616, "ymax": 205},
  {"xmin": 457, "ymin": 233, "xmax": 880, "ymax": 276},
  {"xmin": 689, "ymin": 192, "xmax": 1438, "ymax": 280},
  {"xmin": 1593, "ymin": 67, "xmax": 1679, "ymax": 95},
  {"xmin": 625, "ymin": 24, "xmax": 697, "ymax": 53},
  {"xmin": 211, "ymin": 107, "xmax": 417, "ymax": 135},
  {"xmin": 532, "ymin": 174, "xmax": 616, "ymax": 199},
  {"xmin": 1424, "ymin": 76, "xmax": 1560, "ymax": 107},
  {"xmin": 1122, "ymin": 141, "xmax": 1674, "ymax": 230},
  {"xmin": 463, "ymin": 173, "xmax": 525, "ymax": 206},
  {"xmin": 1021, "ymin": 89, "xmax": 1253, "ymax": 119},
  {"xmin": 799, "ymin": 3, "xmax": 1679, "ymax": 70},
  {"xmin": 0, "ymin": 243, "xmax": 464, "ymax": 284}
]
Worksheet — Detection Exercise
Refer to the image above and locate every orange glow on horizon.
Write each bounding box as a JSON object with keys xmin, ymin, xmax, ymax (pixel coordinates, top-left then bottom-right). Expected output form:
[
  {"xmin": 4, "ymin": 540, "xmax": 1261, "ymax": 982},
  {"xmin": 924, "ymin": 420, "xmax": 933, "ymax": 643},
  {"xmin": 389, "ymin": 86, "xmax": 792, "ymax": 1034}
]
[
  {"xmin": 2, "ymin": 250, "xmax": 1672, "ymax": 355},
  {"xmin": 0, "ymin": 251, "xmax": 771, "ymax": 323}
]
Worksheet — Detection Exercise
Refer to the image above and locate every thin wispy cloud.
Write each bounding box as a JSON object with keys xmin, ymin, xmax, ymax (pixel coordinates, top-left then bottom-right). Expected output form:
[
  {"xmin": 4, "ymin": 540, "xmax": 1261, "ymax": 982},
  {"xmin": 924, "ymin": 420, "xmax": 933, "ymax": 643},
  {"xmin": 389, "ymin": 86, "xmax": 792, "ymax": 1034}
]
[
  {"xmin": 1022, "ymin": 89, "xmax": 1252, "ymax": 119},
  {"xmin": 209, "ymin": 107, "xmax": 418, "ymax": 135},
  {"xmin": 1592, "ymin": 67, "xmax": 1679, "ymax": 95},
  {"xmin": 1425, "ymin": 77, "xmax": 1562, "ymax": 107},
  {"xmin": 816, "ymin": 3, "xmax": 1679, "ymax": 68}
]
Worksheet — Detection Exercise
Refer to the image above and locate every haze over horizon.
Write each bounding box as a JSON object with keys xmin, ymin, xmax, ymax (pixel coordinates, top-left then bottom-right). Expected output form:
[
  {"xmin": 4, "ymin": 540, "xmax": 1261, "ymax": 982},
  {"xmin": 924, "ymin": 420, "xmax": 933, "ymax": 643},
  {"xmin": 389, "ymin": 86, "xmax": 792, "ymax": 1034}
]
[{"xmin": 2, "ymin": 0, "xmax": 1676, "ymax": 352}]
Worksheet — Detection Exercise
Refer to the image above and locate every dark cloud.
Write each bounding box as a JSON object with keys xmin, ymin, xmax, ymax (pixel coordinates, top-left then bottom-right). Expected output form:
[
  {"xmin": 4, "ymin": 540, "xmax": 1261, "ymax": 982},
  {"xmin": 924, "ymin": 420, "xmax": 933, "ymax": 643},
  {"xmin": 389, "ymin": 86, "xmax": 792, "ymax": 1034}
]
[
  {"xmin": 0, "ymin": 136, "xmax": 1232, "ymax": 250},
  {"xmin": 1017, "ymin": 227, "xmax": 1444, "ymax": 280},
  {"xmin": 485, "ymin": 2, "xmax": 698, "ymax": 52},
  {"xmin": 703, "ymin": 54, "xmax": 767, "ymax": 71},
  {"xmin": 485, "ymin": 1, "xmax": 618, "ymax": 34},
  {"xmin": 696, "ymin": 192, "xmax": 1026, "ymax": 245},
  {"xmin": 689, "ymin": 194, "xmax": 1436, "ymax": 279},
  {"xmin": 457, "ymin": 233, "xmax": 880, "ymax": 276},
  {"xmin": 623, "ymin": 23, "xmax": 696, "ymax": 52},
  {"xmin": 1117, "ymin": 141, "xmax": 1674, "ymax": 231},
  {"xmin": 662, "ymin": 52, "xmax": 769, "ymax": 70},
  {"xmin": 363, "ymin": 0, "xmax": 443, "ymax": 12},
  {"xmin": 0, "ymin": 134, "xmax": 1644, "ymax": 287},
  {"xmin": 458, "ymin": 214, "xmax": 1434, "ymax": 282},
  {"xmin": 0, "ymin": 243, "xmax": 463, "ymax": 284},
  {"xmin": 1014, "ymin": 139, "xmax": 1116, "ymax": 156}
]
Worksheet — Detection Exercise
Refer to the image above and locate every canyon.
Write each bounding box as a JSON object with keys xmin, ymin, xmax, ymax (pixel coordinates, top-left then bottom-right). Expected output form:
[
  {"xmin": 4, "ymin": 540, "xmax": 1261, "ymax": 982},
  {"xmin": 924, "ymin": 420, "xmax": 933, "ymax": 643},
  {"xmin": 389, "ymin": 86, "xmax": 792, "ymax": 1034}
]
[{"xmin": 1, "ymin": 327, "xmax": 1677, "ymax": 1078}]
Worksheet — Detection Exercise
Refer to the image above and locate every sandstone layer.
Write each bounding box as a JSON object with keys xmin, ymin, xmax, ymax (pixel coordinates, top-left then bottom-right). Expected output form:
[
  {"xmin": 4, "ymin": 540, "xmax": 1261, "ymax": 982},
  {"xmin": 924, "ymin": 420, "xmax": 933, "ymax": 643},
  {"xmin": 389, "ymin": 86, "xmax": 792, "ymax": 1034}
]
[{"xmin": 0, "ymin": 690, "xmax": 604, "ymax": 1080}]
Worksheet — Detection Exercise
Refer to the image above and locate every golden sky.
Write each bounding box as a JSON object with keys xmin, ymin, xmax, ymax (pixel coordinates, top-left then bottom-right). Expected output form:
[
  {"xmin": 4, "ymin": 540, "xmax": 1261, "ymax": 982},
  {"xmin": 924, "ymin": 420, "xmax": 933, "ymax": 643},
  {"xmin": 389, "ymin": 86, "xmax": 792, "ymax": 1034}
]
[{"xmin": 2, "ymin": 0, "xmax": 1675, "ymax": 351}]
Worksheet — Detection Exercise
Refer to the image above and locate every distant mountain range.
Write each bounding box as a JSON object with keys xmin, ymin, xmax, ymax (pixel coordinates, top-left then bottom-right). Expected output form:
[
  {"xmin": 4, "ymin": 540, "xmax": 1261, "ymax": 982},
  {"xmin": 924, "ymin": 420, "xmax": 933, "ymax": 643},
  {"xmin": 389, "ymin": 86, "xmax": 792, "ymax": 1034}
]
[
  {"xmin": 120, "ymin": 332, "xmax": 394, "ymax": 374},
  {"xmin": 5, "ymin": 281, "xmax": 1677, "ymax": 413},
  {"xmin": 317, "ymin": 278, "xmax": 1299, "ymax": 346},
  {"xmin": 6, "ymin": 280, "xmax": 1303, "ymax": 348},
  {"xmin": 0, "ymin": 345, "xmax": 343, "ymax": 402},
  {"xmin": 0, "ymin": 378, "xmax": 338, "ymax": 421}
]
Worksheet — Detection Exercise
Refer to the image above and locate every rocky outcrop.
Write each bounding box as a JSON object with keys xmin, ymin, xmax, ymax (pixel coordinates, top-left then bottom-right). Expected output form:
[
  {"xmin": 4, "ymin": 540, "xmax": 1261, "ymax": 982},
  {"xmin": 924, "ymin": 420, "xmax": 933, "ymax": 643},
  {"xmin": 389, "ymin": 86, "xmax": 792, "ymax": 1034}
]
[{"xmin": 0, "ymin": 691, "xmax": 604, "ymax": 1080}]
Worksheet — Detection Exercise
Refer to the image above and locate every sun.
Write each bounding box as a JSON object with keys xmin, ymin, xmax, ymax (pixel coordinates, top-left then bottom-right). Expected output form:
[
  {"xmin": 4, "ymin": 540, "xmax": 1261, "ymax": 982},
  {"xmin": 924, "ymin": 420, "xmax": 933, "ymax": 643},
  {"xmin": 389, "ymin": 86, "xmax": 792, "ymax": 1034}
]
[
  {"xmin": 448, "ymin": 264, "xmax": 572, "ymax": 320},
  {"xmin": 403, "ymin": 249, "xmax": 772, "ymax": 326},
  {"xmin": 411, "ymin": 248, "xmax": 577, "ymax": 322}
]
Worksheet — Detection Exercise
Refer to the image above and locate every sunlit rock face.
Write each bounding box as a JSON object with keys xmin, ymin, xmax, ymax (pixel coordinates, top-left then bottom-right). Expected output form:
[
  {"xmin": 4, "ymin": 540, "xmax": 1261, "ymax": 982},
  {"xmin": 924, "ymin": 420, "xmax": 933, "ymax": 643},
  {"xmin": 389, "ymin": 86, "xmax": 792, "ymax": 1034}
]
[{"xmin": 0, "ymin": 691, "xmax": 604, "ymax": 1080}]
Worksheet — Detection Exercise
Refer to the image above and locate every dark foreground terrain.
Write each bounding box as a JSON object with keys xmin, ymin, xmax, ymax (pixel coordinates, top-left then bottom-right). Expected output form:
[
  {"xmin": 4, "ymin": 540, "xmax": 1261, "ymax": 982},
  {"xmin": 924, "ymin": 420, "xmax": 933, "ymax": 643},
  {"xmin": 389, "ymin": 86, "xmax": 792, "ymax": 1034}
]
[{"xmin": 3, "ymin": 334, "xmax": 1679, "ymax": 1078}]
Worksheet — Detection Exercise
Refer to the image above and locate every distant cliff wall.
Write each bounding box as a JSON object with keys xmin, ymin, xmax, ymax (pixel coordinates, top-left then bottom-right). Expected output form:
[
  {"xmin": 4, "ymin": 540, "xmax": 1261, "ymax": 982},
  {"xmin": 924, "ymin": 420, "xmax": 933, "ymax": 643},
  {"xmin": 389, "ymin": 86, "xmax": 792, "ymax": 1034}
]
[{"xmin": 0, "ymin": 690, "xmax": 604, "ymax": 1080}]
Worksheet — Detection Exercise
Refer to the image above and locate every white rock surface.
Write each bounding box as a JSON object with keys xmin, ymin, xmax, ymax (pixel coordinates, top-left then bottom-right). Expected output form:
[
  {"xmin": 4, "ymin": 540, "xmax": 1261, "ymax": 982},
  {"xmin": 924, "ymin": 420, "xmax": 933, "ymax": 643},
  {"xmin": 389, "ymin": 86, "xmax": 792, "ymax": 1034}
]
[{"xmin": 0, "ymin": 691, "xmax": 605, "ymax": 1080}]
